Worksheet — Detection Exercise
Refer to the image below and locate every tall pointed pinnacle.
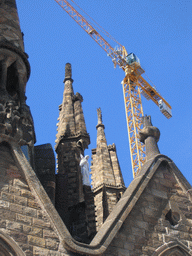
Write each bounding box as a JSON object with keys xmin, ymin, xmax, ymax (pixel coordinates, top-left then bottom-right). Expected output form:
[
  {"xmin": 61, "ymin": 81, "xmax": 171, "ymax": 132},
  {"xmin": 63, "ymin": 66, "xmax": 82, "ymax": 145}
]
[
  {"xmin": 96, "ymin": 107, "xmax": 107, "ymax": 146},
  {"xmin": 55, "ymin": 63, "xmax": 90, "ymax": 151},
  {"xmin": 92, "ymin": 108, "xmax": 125, "ymax": 189},
  {"xmin": 94, "ymin": 108, "xmax": 116, "ymax": 186},
  {"xmin": 56, "ymin": 63, "xmax": 76, "ymax": 146},
  {"xmin": 91, "ymin": 108, "xmax": 126, "ymax": 230}
]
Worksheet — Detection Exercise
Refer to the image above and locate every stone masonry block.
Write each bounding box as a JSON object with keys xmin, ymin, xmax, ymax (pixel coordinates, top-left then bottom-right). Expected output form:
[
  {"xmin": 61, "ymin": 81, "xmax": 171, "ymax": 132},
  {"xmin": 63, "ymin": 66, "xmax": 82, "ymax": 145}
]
[
  {"xmin": 28, "ymin": 199, "xmax": 41, "ymax": 209},
  {"xmin": 0, "ymin": 208, "xmax": 16, "ymax": 221},
  {"xmin": 28, "ymin": 235, "xmax": 46, "ymax": 248},
  {"xmin": 10, "ymin": 231, "xmax": 28, "ymax": 243},
  {"xmin": 16, "ymin": 213, "xmax": 32, "ymax": 225},
  {"xmin": 25, "ymin": 207, "xmax": 37, "ymax": 217},
  {"xmin": 37, "ymin": 210, "xmax": 49, "ymax": 221},
  {"xmin": 45, "ymin": 238, "xmax": 59, "ymax": 250},
  {"xmin": 33, "ymin": 218, "xmax": 51, "ymax": 229},
  {"xmin": 1, "ymin": 192, "xmax": 14, "ymax": 202},
  {"xmin": 23, "ymin": 225, "xmax": 43, "ymax": 237},
  {"xmin": 14, "ymin": 195, "xmax": 28, "ymax": 206},
  {"xmin": 33, "ymin": 247, "xmax": 49, "ymax": 256},
  {"xmin": 7, "ymin": 220, "xmax": 23, "ymax": 232},
  {"xmin": 43, "ymin": 229, "xmax": 59, "ymax": 240},
  {"xmin": 20, "ymin": 189, "xmax": 35, "ymax": 199},
  {"xmin": 10, "ymin": 203, "xmax": 37, "ymax": 217},
  {"xmin": 10, "ymin": 202, "xmax": 25, "ymax": 213}
]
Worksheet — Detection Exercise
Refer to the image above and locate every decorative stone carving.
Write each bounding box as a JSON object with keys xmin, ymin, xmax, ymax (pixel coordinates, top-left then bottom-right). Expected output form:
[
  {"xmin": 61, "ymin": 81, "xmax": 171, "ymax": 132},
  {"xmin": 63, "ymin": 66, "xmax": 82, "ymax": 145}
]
[
  {"xmin": 97, "ymin": 107, "xmax": 102, "ymax": 124},
  {"xmin": 0, "ymin": 100, "xmax": 35, "ymax": 145}
]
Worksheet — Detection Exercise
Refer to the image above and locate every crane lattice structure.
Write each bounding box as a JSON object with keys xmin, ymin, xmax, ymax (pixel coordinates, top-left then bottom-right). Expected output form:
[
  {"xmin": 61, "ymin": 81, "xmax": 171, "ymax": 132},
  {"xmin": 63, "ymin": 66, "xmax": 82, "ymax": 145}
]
[{"xmin": 54, "ymin": 0, "xmax": 172, "ymax": 178}]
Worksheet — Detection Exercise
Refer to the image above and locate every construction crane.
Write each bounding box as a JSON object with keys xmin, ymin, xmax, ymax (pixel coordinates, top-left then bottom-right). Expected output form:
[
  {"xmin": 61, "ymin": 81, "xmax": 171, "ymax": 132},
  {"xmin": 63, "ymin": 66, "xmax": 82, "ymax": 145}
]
[{"xmin": 54, "ymin": 0, "xmax": 172, "ymax": 178}]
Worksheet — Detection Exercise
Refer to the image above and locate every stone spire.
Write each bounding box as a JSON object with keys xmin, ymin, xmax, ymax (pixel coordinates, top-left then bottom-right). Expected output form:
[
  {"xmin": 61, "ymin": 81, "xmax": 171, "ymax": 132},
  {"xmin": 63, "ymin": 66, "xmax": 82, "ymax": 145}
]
[
  {"xmin": 91, "ymin": 108, "xmax": 126, "ymax": 230},
  {"xmin": 139, "ymin": 115, "xmax": 160, "ymax": 161},
  {"xmin": 56, "ymin": 63, "xmax": 90, "ymax": 151},
  {"xmin": 56, "ymin": 63, "xmax": 76, "ymax": 145},
  {"xmin": 55, "ymin": 64, "xmax": 94, "ymax": 242},
  {"xmin": 94, "ymin": 108, "xmax": 115, "ymax": 186}
]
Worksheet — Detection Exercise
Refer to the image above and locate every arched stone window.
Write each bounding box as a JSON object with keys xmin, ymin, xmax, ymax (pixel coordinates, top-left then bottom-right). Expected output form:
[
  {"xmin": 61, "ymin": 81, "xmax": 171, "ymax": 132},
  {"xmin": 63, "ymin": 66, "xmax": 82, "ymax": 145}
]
[
  {"xmin": 0, "ymin": 232, "xmax": 25, "ymax": 256},
  {"xmin": 153, "ymin": 241, "xmax": 191, "ymax": 256}
]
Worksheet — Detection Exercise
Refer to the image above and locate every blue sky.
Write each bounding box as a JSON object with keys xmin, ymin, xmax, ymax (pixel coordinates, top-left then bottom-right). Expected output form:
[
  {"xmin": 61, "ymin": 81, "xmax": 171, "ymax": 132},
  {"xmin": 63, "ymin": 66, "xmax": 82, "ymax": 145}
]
[{"xmin": 16, "ymin": 0, "xmax": 191, "ymax": 187}]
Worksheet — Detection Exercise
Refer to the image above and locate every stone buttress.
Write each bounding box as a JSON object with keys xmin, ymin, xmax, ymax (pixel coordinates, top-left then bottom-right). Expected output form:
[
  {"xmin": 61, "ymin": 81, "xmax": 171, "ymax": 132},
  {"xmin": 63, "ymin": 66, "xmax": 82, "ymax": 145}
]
[
  {"xmin": 91, "ymin": 108, "xmax": 126, "ymax": 231},
  {"xmin": 55, "ymin": 63, "xmax": 96, "ymax": 242}
]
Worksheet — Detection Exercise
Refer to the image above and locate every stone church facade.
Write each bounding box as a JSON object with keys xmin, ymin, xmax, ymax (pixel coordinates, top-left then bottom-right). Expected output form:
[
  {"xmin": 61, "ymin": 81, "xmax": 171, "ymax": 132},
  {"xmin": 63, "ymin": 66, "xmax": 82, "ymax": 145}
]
[{"xmin": 0, "ymin": 0, "xmax": 192, "ymax": 255}]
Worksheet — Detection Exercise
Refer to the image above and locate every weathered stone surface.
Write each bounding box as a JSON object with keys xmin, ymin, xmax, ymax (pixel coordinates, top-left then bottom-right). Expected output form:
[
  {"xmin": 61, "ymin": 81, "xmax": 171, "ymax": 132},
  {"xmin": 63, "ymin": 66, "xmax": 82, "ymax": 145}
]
[
  {"xmin": 16, "ymin": 213, "xmax": 32, "ymax": 225},
  {"xmin": 91, "ymin": 108, "xmax": 126, "ymax": 231},
  {"xmin": 23, "ymin": 225, "xmax": 43, "ymax": 237},
  {"xmin": 28, "ymin": 235, "xmax": 46, "ymax": 248},
  {"xmin": 33, "ymin": 218, "xmax": 51, "ymax": 229}
]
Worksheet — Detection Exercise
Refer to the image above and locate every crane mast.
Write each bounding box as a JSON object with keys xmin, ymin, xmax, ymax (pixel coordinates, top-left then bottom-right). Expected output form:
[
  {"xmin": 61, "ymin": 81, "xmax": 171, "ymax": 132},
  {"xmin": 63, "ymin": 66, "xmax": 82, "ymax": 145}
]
[{"xmin": 54, "ymin": 0, "xmax": 172, "ymax": 178}]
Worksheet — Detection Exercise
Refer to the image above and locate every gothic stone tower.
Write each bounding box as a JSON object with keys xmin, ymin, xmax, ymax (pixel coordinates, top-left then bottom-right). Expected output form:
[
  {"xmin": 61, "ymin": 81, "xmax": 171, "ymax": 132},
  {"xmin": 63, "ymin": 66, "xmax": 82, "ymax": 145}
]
[
  {"xmin": 55, "ymin": 63, "xmax": 96, "ymax": 242},
  {"xmin": 0, "ymin": 0, "xmax": 35, "ymax": 155},
  {"xmin": 91, "ymin": 108, "xmax": 126, "ymax": 231}
]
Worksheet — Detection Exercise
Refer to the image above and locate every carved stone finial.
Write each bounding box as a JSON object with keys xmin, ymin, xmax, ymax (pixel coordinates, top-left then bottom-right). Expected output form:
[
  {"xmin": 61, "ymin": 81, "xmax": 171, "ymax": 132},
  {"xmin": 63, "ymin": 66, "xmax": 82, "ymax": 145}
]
[
  {"xmin": 64, "ymin": 63, "xmax": 73, "ymax": 83},
  {"xmin": 139, "ymin": 115, "xmax": 160, "ymax": 161},
  {"xmin": 97, "ymin": 108, "xmax": 102, "ymax": 125},
  {"xmin": 96, "ymin": 108, "xmax": 105, "ymax": 130},
  {"xmin": 65, "ymin": 63, "xmax": 72, "ymax": 78}
]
